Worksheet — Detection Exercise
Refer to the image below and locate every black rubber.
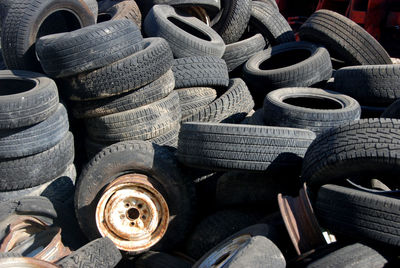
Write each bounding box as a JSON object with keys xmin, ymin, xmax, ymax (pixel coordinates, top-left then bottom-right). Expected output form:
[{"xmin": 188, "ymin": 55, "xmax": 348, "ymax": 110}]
[
  {"xmin": 0, "ymin": 132, "xmax": 74, "ymax": 191},
  {"xmin": 36, "ymin": 19, "xmax": 143, "ymax": 78},
  {"xmin": 57, "ymin": 237, "xmax": 122, "ymax": 268},
  {"xmin": 195, "ymin": 235, "xmax": 285, "ymax": 268},
  {"xmin": 333, "ymin": 64, "xmax": 400, "ymax": 106},
  {"xmin": 240, "ymin": 109, "xmax": 265, "ymax": 125},
  {"xmin": 361, "ymin": 105, "xmax": 386, "ymax": 119},
  {"xmin": 132, "ymin": 251, "xmax": 192, "ymax": 268},
  {"xmin": 211, "ymin": 0, "xmax": 251, "ymax": 44},
  {"xmin": 75, "ymin": 141, "xmax": 195, "ymax": 253},
  {"xmin": 222, "ymin": 33, "xmax": 266, "ymax": 72},
  {"xmin": 97, "ymin": 0, "xmax": 142, "ymax": 28},
  {"xmin": 299, "ymin": 9, "xmax": 392, "ymax": 66},
  {"xmin": 152, "ymin": 0, "xmax": 220, "ymax": 9},
  {"xmin": 290, "ymin": 242, "xmax": 390, "ymax": 268},
  {"xmin": 176, "ymin": 87, "xmax": 217, "ymax": 119},
  {"xmin": 0, "ymin": 164, "xmax": 76, "ymax": 203},
  {"xmin": 144, "ymin": 4, "xmax": 225, "ymax": 58},
  {"xmin": 255, "ymin": 0, "xmax": 278, "ymax": 10},
  {"xmin": 315, "ymin": 184, "xmax": 400, "ymax": 247},
  {"xmin": 302, "ymin": 118, "xmax": 400, "ymax": 189},
  {"xmin": 250, "ymin": 1, "xmax": 295, "ymax": 44},
  {"xmin": 72, "ymin": 70, "xmax": 174, "ymax": 119},
  {"xmin": 85, "ymin": 91, "xmax": 181, "ymax": 143},
  {"xmin": 177, "ymin": 122, "xmax": 316, "ymax": 172},
  {"xmin": 182, "ymin": 78, "xmax": 254, "ymax": 123},
  {"xmin": 83, "ymin": 0, "xmax": 98, "ymax": 19},
  {"xmin": 172, "ymin": 56, "xmax": 229, "ymax": 89},
  {"xmin": 0, "ymin": 104, "xmax": 69, "ymax": 158},
  {"xmin": 184, "ymin": 211, "xmax": 266, "ymax": 259},
  {"xmin": 243, "ymin": 41, "xmax": 332, "ymax": 95},
  {"xmin": 0, "ymin": 196, "xmax": 57, "ymax": 241},
  {"xmin": 1, "ymin": 0, "xmax": 95, "ymax": 72},
  {"xmin": 0, "ymin": 70, "xmax": 59, "ymax": 129},
  {"xmin": 63, "ymin": 37, "xmax": 173, "ymax": 100},
  {"xmin": 381, "ymin": 99, "xmax": 400, "ymax": 119},
  {"xmin": 263, "ymin": 87, "xmax": 361, "ymax": 134}
]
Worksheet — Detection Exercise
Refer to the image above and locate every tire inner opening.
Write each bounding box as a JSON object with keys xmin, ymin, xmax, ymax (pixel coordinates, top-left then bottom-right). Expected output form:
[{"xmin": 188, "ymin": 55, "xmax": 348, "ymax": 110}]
[
  {"xmin": 259, "ymin": 49, "xmax": 311, "ymax": 70},
  {"xmin": 283, "ymin": 96, "xmax": 343, "ymax": 110},
  {"xmin": 127, "ymin": 208, "xmax": 140, "ymax": 221},
  {"xmin": 168, "ymin": 17, "xmax": 211, "ymax": 41},
  {"xmin": 97, "ymin": 13, "xmax": 112, "ymax": 23},
  {"xmin": 37, "ymin": 10, "xmax": 82, "ymax": 39},
  {"xmin": 1, "ymin": 79, "xmax": 36, "ymax": 95}
]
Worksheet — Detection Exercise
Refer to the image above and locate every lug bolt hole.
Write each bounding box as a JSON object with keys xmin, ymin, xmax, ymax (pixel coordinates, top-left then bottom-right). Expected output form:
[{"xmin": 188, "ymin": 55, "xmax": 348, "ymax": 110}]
[
  {"xmin": 130, "ymin": 222, "xmax": 135, "ymax": 227},
  {"xmin": 125, "ymin": 203, "xmax": 129, "ymax": 208},
  {"xmin": 142, "ymin": 215, "xmax": 146, "ymax": 220},
  {"xmin": 138, "ymin": 204, "xmax": 143, "ymax": 209}
]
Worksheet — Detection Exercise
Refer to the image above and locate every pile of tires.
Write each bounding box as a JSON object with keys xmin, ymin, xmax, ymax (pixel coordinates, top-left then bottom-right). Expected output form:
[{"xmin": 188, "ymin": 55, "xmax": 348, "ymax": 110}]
[{"xmin": 0, "ymin": 0, "xmax": 400, "ymax": 267}]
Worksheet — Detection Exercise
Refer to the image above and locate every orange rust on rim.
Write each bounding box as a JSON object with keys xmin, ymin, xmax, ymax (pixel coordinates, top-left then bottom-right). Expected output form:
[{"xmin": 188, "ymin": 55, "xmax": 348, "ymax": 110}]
[
  {"xmin": 0, "ymin": 217, "xmax": 70, "ymax": 263},
  {"xmin": 96, "ymin": 173, "xmax": 169, "ymax": 253},
  {"xmin": 183, "ymin": 6, "xmax": 211, "ymax": 25},
  {"xmin": 278, "ymin": 184, "xmax": 326, "ymax": 255},
  {"xmin": 0, "ymin": 257, "xmax": 59, "ymax": 267}
]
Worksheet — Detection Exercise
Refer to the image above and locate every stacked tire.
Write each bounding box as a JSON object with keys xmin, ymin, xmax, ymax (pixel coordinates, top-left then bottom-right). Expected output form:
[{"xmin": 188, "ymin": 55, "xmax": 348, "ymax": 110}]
[
  {"xmin": 0, "ymin": 70, "xmax": 75, "ymax": 203},
  {"xmin": 35, "ymin": 20, "xmax": 180, "ymax": 157}
]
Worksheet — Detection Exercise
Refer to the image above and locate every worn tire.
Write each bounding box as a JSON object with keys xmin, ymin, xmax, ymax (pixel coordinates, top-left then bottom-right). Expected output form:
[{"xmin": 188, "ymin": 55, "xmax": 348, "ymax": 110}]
[
  {"xmin": 1, "ymin": 0, "xmax": 95, "ymax": 71},
  {"xmin": 315, "ymin": 184, "xmax": 400, "ymax": 247},
  {"xmin": 263, "ymin": 87, "xmax": 361, "ymax": 134},
  {"xmin": 222, "ymin": 33, "xmax": 266, "ymax": 72},
  {"xmin": 57, "ymin": 237, "xmax": 122, "ymax": 268},
  {"xmin": 184, "ymin": 211, "xmax": 265, "ymax": 259},
  {"xmin": 0, "ymin": 70, "xmax": 59, "ymax": 129},
  {"xmin": 144, "ymin": 5, "xmax": 225, "ymax": 58},
  {"xmin": 0, "ymin": 104, "xmax": 69, "ymax": 158},
  {"xmin": 0, "ymin": 164, "xmax": 76, "ymax": 203},
  {"xmin": 83, "ymin": 0, "xmax": 98, "ymax": 19},
  {"xmin": 0, "ymin": 132, "xmax": 74, "ymax": 191},
  {"xmin": 243, "ymin": 42, "xmax": 332, "ymax": 94},
  {"xmin": 36, "ymin": 20, "xmax": 143, "ymax": 78},
  {"xmin": 98, "ymin": 0, "xmax": 142, "ymax": 28},
  {"xmin": 172, "ymin": 56, "xmax": 229, "ymax": 89},
  {"xmin": 250, "ymin": 1, "xmax": 295, "ymax": 44},
  {"xmin": 302, "ymin": 118, "xmax": 400, "ymax": 189},
  {"xmin": 298, "ymin": 9, "xmax": 391, "ymax": 66},
  {"xmin": 85, "ymin": 91, "xmax": 181, "ymax": 143},
  {"xmin": 176, "ymin": 87, "xmax": 217, "ymax": 119},
  {"xmin": 63, "ymin": 37, "xmax": 173, "ymax": 100},
  {"xmin": 182, "ymin": 78, "xmax": 254, "ymax": 123},
  {"xmin": 333, "ymin": 65, "xmax": 400, "ymax": 106},
  {"xmin": 75, "ymin": 141, "xmax": 195, "ymax": 253},
  {"xmin": 195, "ymin": 233, "xmax": 285, "ymax": 268},
  {"xmin": 211, "ymin": 0, "xmax": 251, "ymax": 44},
  {"xmin": 72, "ymin": 70, "xmax": 174, "ymax": 119},
  {"xmin": 177, "ymin": 122, "xmax": 316, "ymax": 172}
]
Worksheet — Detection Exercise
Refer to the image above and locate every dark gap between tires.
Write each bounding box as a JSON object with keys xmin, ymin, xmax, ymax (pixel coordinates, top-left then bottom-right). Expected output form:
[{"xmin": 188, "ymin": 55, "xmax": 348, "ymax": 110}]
[
  {"xmin": 1, "ymin": 79, "xmax": 36, "ymax": 95},
  {"xmin": 168, "ymin": 17, "xmax": 211, "ymax": 41},
  {"xmin": 259, "ymin": 49, "xmax": 311, "ymax": 70},
  {"xmin": 97, "ymin": 13, "xmax": 112, "ymax": 23},
  {"xmin": 37, "ymin": 10, "xmax": 82, "ymax": 39},
  {"xmin": 283, "ymin": 96, "xmax": 343, "ymax": 110},
  {"xmin": 214, "ymin": 252, "xmax": 231, "ymax": 265}
]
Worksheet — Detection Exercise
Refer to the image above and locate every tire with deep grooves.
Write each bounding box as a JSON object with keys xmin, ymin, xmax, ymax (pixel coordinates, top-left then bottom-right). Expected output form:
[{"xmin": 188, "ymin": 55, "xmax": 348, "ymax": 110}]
[
  {"xmin": 177, "ymin": 122, "xmax": 316, "ymax": 172},
  {"xmin": 298, "ymin": 9, "xmax": 391, "ymax": 66},
  {"xmin": 250, "ymin": 1, "xmax": 295, "ymax": 44},
  {"xmin": 182, "ymin": 78, "xmax": 254, "ymax": 123},
  {"xmin": 172, "ymin": 56, "xmax": 229, "ymax": 89},
  {"xmin": 36, "ymin": 20, "xmax": 143, "ymax": 78},
  {"xmin": 0, "ymin": 70, "xmax": 59, "ymax": 129},
  {"xmin": 75, "ymin": 141, "xmax": 195, "ymax": 253},
  {"xmin": 98, "ymin": 0, "xmax": 142, "ymax": 28},
  {"xmin": 0, "ymin": 103, "xmax": 69, "ymax": 158},
  {"xmin": 302, "ymin": 118, "xmax": 400, "ymax": 189},
  {"xmin": 0, "ymin": 132, "xmax": 74, "ymax": 191},
  {"xmin": 1, "ymin": 0, "xmax": 95, "ymax": 71},
  {"xmin": 263, "ymin": 87, "xmax": 361, "ymax": 134},
  {"xmin": 72, "ymin": 70, "xmax": 175, "ymax": 119},
  {"xmin": 316, "ymin": 184, "xmax": 400, "ymax": 247},
  {"xmin": 176, "ymin": 87, "xmax": 217, "ymax": 119},
  {"xmin": 333, "ymin": 64, "xmax": 400, "ymax": 106},
  {"xmin": 144, "ymin": 4, "xmax": 225, "ymax": 58},
  {"xmin": 63, "ymin": 37, "xmax": 173, "ymax": 100}
]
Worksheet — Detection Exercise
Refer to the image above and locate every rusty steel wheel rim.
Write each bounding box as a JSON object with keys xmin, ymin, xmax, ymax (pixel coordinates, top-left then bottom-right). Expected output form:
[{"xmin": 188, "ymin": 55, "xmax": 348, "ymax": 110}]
[
  {"xmin": 197, "ymin": 234, "xmax": 251, "ymax": 268},
  {"xmin": 96, "ymin": 174, "xmax": 169, "ymax": 252}
]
